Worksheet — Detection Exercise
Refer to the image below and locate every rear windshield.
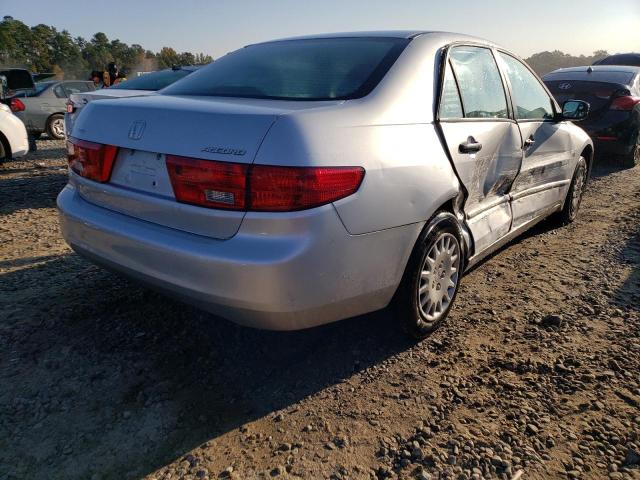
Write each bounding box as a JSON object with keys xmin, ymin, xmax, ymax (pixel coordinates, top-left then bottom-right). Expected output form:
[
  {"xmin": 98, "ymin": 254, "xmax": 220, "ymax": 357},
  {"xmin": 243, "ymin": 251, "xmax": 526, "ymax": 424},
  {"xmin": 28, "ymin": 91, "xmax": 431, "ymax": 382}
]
[
  {"xmin": 30, "ymin": 81, "xmax": 55, "ymax": 96},
  {"xmin": 110, "ymin": 69, "xmax": 194, "ymax": 91},
  {"xmin": 161, "ymin": 37, "xmax": 410, "ymax": 100}
]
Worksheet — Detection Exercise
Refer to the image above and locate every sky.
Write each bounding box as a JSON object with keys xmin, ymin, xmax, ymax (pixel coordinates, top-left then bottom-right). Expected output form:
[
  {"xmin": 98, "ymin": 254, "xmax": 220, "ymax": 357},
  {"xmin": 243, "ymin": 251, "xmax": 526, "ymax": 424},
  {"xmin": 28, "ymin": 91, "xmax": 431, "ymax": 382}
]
[{"xmin": 2, "ymin": 0, "xmax": 639, "ymax": 59}]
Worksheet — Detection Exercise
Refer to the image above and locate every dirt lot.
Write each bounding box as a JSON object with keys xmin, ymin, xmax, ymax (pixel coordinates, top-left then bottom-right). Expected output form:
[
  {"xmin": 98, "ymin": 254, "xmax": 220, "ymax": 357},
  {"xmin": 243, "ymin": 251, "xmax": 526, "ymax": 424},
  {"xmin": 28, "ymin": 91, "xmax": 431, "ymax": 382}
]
[{"xmin": 0, "ymin": 139, "xmax": 639, "ymax": 480}]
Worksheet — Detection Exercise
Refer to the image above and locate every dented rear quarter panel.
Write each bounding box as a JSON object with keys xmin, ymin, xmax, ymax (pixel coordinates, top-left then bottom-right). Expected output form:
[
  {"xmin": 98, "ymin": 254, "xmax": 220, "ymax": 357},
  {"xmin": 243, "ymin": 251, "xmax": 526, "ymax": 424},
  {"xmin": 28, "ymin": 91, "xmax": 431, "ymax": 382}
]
[
  {"xmin": 254, "ymin": 34, "xmax": 465, "ymax": 234},
  {"xmin": 255, "ymin": 115, "xmax": 460, "ymax": 234}
]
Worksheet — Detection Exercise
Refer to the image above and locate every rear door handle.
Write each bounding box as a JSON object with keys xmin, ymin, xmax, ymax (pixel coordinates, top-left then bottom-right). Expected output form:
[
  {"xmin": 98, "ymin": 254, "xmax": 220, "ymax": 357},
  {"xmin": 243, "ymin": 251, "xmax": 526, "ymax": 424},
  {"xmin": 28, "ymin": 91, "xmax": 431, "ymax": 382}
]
[
  {"xmin": 524, "ymin": 136, "xmax": 535, "ymax": 148},
  {"xmin": 459, "ymin": 136, "xmax": 483, "ymax": 154}
]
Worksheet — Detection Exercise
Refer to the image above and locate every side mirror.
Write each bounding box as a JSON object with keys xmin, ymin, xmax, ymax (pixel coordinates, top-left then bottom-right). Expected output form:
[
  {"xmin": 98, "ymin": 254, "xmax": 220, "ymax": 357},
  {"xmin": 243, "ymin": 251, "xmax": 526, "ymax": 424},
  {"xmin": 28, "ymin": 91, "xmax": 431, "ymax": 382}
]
[{"xmin": 561, "ymin": 100, "xmax": 590, "ymax": 121}]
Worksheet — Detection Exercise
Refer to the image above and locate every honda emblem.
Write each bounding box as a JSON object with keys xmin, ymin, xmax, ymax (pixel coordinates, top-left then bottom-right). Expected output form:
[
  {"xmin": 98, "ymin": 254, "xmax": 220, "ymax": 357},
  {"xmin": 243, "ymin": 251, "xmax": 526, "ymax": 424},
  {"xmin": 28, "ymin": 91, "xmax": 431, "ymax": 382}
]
[{"xmin": 128, "ymin": 120, "xmax": 146, "ymax": 140}]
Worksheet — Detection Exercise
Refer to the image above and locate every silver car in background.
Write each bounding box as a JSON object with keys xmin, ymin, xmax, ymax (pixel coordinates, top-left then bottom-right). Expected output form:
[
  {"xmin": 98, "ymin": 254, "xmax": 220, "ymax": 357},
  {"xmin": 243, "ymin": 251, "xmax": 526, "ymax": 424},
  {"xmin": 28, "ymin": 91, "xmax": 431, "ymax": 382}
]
[
  {"xmin": 58, "ymin": 32, "xmax": 593, "ymax": 337},
  {"xmin": 12, "ymin": 80, "xmax": 95, "ymax": 139}
]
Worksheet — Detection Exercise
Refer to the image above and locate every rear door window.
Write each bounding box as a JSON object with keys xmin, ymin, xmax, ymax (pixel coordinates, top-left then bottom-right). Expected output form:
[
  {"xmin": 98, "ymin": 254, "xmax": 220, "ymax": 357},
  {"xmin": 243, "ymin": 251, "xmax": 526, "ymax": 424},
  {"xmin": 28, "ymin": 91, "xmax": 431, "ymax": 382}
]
[
  {"xmin": 449, "ymin": 46, "xmax": 508, "ymax": 119},
  {"xmin": 497, "ymin": 52, "xmax": 554, "ymax": 120}
]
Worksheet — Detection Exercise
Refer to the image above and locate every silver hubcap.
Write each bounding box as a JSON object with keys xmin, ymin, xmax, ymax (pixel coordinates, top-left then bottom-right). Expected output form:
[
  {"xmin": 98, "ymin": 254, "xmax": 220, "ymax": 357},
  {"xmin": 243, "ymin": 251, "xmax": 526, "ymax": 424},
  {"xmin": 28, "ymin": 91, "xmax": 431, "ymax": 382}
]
[
  {"xmin": 51, "ymin": 119, "xmax": 64, "ymax": 138},
  {"xmin": 418, "ymin": 233, "xmax": 460, "ymax": 322}
]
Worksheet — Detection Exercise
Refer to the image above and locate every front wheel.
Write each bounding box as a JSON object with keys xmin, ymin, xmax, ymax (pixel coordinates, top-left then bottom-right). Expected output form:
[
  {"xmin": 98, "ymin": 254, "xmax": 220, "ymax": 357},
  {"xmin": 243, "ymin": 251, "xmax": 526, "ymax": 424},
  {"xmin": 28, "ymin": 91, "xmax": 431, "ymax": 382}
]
[
  {"xmin": 394, "ymin": 213, "xmax": 464, "ymax": 339},
  {"xmin": 556, "ymin": 156, "xmax": 588, "ymax": 225},
  {"xmin": 46, "ymin": 114, "xmax": 65, "ymax": 140}
]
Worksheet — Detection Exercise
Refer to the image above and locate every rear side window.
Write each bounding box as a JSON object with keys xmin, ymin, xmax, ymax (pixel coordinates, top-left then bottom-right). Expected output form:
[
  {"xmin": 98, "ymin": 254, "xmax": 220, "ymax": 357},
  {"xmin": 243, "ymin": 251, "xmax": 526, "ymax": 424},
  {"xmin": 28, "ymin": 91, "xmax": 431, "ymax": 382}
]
[
  {"xmin": 439, "ymin": 61, "xmax": 463, "ymax": 119},
  {"xmin": 53, "ymin": 85, "xmax": 66, "ymax": 98},
  {"xmin": 449, "ymin": 46, "xmax": 508, "ymax": 119},
  {"xmin": 63, "ymin": 82, "xmax": 93, "ymax": 95},
  {"xmin": 498, "ymin": 52, "xmax": 554, "ymax": 120},
  {"xmin": 162, "ymin": 37, "xmax": 410, "ymax": 100}
]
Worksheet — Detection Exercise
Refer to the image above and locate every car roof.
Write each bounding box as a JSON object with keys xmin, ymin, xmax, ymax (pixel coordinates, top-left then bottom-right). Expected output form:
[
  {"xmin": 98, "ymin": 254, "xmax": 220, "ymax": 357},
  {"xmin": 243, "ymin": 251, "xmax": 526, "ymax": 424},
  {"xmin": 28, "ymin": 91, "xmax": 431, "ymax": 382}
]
[
  {"xmin": 594, "ymin": 53, "xmax": 640, "ymax": 65},
  {"xmin": 249, "ymin": 30, "xmax": 496, "ymax": 47}
]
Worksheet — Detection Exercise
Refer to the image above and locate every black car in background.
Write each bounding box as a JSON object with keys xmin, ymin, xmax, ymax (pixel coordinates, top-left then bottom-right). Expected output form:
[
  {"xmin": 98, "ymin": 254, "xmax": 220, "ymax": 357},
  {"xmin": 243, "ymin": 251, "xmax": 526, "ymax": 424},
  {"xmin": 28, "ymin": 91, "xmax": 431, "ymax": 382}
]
[
  {"xmin": 544, "ymin": 66, "xmax": 640, "ymax": 167},
  {"xmin": 593, "ymin": 53, "xmax": 640, "ymax": 67}
]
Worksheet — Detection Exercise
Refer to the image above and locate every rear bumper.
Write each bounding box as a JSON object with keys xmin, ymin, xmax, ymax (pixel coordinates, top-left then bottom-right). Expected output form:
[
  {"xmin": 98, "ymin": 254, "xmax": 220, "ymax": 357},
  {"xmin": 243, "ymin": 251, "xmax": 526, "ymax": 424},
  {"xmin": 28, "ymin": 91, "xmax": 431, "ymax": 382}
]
[
  {"xmin": 57, "ymin": 184, "xmax": 420, "ymax": 330},
  {"xmin": 581, "ymin": 110, "xmax": 639, "ymax": 158},
  {"xmin": 592, "ymin": 137, "xmax": 636, "ymax": 157}
]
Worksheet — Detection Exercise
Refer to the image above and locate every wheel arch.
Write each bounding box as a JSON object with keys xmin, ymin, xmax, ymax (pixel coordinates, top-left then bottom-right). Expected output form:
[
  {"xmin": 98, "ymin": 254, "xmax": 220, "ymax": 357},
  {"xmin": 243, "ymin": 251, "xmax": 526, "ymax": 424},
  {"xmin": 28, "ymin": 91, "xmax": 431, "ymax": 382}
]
[
  {"xmin": 407, "ymin": 201, "xmax": 470, "ymax": 278},
  {"xmin": 580, "ymin": 143, "xmax": 594, "ymax": 178}
]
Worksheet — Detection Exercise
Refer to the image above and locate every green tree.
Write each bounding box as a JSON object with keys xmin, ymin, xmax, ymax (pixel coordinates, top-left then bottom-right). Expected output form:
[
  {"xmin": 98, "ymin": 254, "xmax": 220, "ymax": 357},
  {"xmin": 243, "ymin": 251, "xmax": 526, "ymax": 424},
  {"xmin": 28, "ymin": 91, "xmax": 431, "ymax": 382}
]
[
  {"xmin": 157, "ymin": 46, "xmax": 180, "ymax": 69},
  {"xmin": 525, "ymin": 50, "xmax": 611, "ymax": 76},
  {"xmin": 0, "ymin": 17, "xmax": 34, "ymax": 68},
  {"xmin": 51, "ymin": 30, "xmax": 87, "ymax": 78},
  {"xmin": 83, "ymin": 32, "xmax": 113, "ymax": 70},
  {"xmin": 194, "ymin": 52, "xmax": 213, "ymax": 65}
]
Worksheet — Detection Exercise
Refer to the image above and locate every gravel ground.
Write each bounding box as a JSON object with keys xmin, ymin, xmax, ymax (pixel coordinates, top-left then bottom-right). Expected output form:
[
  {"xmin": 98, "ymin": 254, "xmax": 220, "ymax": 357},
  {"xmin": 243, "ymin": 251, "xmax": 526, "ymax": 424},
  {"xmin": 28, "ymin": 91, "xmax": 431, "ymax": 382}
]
[{"xmin": 0, "ymin": 139, "xmax": 639, "ymax": 480}]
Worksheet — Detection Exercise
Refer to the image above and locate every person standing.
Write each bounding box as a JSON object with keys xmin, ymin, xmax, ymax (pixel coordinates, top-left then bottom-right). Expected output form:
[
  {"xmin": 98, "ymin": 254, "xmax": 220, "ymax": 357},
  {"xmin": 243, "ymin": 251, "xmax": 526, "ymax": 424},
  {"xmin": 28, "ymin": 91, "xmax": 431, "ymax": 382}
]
[{"xmin": 102, "ymin": 63, "xmax": 119, "ymax": 88}]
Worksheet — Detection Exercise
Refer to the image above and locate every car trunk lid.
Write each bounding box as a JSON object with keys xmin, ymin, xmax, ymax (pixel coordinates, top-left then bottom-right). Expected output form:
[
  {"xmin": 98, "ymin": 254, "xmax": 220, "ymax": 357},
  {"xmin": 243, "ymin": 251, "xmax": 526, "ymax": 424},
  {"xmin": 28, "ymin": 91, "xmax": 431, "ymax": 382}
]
[
  {"xmin": 545, "ymin": 80, "xmax": 632, "ymax": 122},
  {"xmin": 70, "ymin": 95, "xmax": 339, "ymax": 239}
]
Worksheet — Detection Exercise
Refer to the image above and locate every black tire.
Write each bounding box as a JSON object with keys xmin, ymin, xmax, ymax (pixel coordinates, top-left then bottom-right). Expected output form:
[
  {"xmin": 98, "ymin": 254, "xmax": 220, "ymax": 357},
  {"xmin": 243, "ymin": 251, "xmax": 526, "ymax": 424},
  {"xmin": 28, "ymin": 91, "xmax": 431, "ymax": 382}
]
[
  {"xmin": 394, "ymin": 212, "xmax": 465, "ymax": 339},
  {"xmin": 0, "ymin": 134, "xmax": 10, "ymax": 163},
  {"xmin": 621, "ymin": 138, "xmax": 639, "ymax": 169},
  {"xmin": 46, "ymin": 114, "xmax": 65, "ymax": 140},
  {"xmin": 557, "ymin": 156, "xmax": 588, "ymax": 225}
]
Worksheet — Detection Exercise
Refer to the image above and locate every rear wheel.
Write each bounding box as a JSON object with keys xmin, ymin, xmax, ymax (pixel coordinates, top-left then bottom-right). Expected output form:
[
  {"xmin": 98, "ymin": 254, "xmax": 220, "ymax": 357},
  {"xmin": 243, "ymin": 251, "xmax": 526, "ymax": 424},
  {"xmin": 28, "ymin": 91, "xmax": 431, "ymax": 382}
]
[
  {"xmin": 622, "ymin": 137, "xmax": 639, "ymax": 169},
  {"xmin": 46, "ymin": 114, "xmax": 65, "ymax": 140},
  {"xmin": 557, "ymin": 156, "xmax": 587, "ymax": 225},
  {"xmin": 395, "ymin": 213, "xmax": 464, "ymax": 339}
]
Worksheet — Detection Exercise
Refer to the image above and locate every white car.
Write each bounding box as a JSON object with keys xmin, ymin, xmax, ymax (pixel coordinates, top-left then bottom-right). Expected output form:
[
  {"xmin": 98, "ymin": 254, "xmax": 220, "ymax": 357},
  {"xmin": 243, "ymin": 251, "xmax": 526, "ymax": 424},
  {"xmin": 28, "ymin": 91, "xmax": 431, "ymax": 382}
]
[
  {"xmin": 64, "ymin": 66, "xmax": 199, "ymax": 137},
  {"xmin": 0, "ymin": 103, "xmax": 29, "ymax": 161}
]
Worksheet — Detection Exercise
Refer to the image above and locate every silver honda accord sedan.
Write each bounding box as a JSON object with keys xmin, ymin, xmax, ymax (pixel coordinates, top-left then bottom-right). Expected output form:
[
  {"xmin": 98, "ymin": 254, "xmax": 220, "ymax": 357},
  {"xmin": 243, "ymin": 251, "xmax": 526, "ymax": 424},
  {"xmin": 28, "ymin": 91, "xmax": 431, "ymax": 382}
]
[{"xmin": 58, "ymin": 31, "xmax": 593, "ymax": 337}]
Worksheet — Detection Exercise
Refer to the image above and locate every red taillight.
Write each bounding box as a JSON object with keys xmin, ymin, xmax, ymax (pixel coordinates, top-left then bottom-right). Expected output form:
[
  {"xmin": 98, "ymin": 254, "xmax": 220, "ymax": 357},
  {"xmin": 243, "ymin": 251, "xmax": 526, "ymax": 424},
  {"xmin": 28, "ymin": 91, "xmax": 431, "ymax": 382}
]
[
  {"xmin": 66, "ymin": 100, "xmax": 75, "ymax": 113},
  {"xmin": 67, "ymin": 137, "xmax": 118, "ymax": 182},
  {"xmin": 9, "ymin": 98, "xmax": 25, "ymax": 112},
  {"xmin": 249, "ymin": 165, "xmax": 365, "ymax": 211},
  {"xmin": 165, "ymin": 156, "xmax": 365, "ymax": 212},
  {"xmin": 166, "ymin": 155, "xmax": 248, "ymax": 210},
  {"xmin": 610, "ymin": 95, "xmax": 640, "ymax": 111}
]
